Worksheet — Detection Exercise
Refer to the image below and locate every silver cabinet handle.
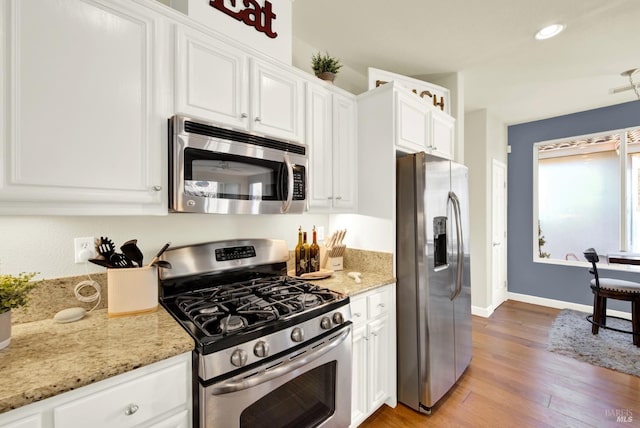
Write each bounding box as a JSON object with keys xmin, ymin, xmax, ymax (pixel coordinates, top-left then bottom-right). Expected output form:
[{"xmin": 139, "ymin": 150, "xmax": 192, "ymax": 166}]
[
  {"xmin": 152, "ymin": 185, "xmax": 162, "ymax": 191},
  {"xmin": 371, "ymin": 332, "xmax": 378, "ymax": 337},
  {"xmin": 240, "ymin": 113, "xmax": 248, "ymax": 118},
  {"xmin": 254, "ymin": 117, "xmax": 261, "ymax": 122},
  {"xmin": 353, "ymin": 312, "xmax": 361, "ymax": 317},
  {"xmin": 327, "ymin": 196, "xmax": 334, "ymax": 200},
  {"xmin": 124, "ymin": 404, "xmax": 139, "ymax": 416},
  {"xmin": 377, "ymin": 303, "xmax": 385, "ymax": 308},
  {"xmin": 335, "ymin": 196, "xmax": 342, "ymax": 200}
]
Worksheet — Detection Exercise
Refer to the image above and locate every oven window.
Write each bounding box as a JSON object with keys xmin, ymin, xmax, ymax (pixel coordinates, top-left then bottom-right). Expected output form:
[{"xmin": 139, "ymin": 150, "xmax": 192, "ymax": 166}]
[
  {"xmin": 184, "ymin": 148, "xmax": 282, "ymax": 201},
  {"xmin": 240, "ymin": 362, "xmax": 336, "ymax": 428}
]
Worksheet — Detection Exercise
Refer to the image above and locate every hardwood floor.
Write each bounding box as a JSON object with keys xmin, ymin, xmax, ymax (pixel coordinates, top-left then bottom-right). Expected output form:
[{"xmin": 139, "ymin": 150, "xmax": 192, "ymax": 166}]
[{"xmin": 359, "ymin": 300, "xmax": 640, "ymax": 428}]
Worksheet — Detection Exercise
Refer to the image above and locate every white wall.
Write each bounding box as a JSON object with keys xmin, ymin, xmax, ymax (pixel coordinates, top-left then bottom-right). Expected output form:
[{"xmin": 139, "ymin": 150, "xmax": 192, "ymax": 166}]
[
  {"xmin": 465, "ymin": 108, "xmax": 507, "ymax": 315},
  {"xmin": 292, "ymin": 36, "xmax": 367, "ymax": 95},
  {"xmin": 0, "ymin": 214, "xmax": 329, "ymax": 279}
]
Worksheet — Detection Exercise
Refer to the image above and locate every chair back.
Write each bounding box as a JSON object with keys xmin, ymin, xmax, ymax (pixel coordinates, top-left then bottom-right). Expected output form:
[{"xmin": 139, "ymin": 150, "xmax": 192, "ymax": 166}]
[{"xmin": 583, "ymin": 247, "xmax": 600, "ymax": 290}]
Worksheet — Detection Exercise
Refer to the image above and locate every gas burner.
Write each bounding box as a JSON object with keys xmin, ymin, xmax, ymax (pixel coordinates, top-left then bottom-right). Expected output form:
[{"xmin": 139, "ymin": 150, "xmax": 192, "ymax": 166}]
[
  {"xmin": 200, "ymin": 306, "xmax": 221, "ymax": 315},
  {"xmin": 297, "ymin": 293, "xmax": 320, "ymax": 307},
  {"xmin": 220, "ymin": 315, "xmax": 248, "ymax": 333}
]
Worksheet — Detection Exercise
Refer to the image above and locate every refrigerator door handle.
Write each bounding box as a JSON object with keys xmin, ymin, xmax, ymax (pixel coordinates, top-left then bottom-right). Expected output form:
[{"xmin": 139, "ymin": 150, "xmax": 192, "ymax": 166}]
[{"xmin": 448, "ymin": 191, "xmax": 464, "ymax": 300}]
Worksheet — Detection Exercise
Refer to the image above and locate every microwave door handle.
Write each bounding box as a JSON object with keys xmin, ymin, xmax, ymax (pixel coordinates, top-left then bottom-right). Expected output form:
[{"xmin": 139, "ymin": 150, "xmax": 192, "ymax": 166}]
[{"xmin": 282, "ymin": 153, "xmax": 294, "ymax": 213}]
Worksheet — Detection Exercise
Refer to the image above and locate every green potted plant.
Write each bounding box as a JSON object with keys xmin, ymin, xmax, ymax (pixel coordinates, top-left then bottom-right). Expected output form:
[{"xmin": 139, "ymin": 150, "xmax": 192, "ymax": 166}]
[
  {"xmin": 0, "ymin": 272, "xmax": 39, "ymax": 349},
  {"xmin": 311, "ymin": 51, "xmax": 343, "ymax": 83}
]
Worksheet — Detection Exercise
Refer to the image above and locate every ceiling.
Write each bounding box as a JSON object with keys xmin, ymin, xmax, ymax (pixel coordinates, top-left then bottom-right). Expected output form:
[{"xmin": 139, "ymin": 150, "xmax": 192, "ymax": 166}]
[{"xmin": 292, "ymin": 0, "xmax": 640, "ymax": 125}]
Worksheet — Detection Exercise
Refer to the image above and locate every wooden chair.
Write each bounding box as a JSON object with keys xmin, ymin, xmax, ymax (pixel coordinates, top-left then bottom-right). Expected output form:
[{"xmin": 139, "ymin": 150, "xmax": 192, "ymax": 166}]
[{"xmin": 583, "ymin": 248, "xmax": 640, "ymax": 346}]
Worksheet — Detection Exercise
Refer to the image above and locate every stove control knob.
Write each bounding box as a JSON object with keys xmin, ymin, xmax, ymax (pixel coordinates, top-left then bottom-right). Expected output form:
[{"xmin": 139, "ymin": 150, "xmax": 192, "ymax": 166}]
[
  {"xmin": 320, "ymin": 316, "xmax": 332, "ymax": 330},
  {"xmin": 230, "ymin": 349, "xmax": 248, "ymax": 367},
  {"xmin": 291, "ymin": 327, "xmax": 304, "ymax": 343},
  {"xmin": 254, "ymin": 341, "xmax": 270, "ymax": 358},
  {"xmin": 332, "ymin": 312, "xmax": 344, "ymax": 325}
]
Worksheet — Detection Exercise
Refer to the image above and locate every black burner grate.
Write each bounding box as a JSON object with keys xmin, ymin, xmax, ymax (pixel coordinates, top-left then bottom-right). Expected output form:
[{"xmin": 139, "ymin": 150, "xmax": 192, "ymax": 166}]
[{"xmin": 173, "ymin": 276, "xmax": 340, "ymax": 339}]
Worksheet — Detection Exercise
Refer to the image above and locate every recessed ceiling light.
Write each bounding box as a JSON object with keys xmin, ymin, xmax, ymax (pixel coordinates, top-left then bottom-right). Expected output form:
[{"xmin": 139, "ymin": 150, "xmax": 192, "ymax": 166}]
[{"xmin": 535, "ymin": 24, "xmax": 565, "ymax": 40}]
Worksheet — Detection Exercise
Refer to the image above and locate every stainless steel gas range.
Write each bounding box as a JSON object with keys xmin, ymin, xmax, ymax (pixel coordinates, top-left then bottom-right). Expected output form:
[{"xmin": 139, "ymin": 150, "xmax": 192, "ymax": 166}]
[{"xmin": 159, "ymin": 239, "xmax": 352, "ymax": 428}]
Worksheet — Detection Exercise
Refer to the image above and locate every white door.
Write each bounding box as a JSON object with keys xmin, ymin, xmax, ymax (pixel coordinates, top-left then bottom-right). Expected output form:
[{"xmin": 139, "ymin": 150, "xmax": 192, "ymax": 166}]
[{"xmin": 491, "ymin": 159, "xmax": 508, "ymax": 308}]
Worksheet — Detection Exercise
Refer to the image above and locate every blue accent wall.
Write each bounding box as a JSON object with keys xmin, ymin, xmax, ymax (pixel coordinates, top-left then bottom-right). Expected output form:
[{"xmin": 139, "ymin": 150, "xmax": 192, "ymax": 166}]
[{"xmin": 507, "ymin": 100, "xmax": 640, "ymax": 310}]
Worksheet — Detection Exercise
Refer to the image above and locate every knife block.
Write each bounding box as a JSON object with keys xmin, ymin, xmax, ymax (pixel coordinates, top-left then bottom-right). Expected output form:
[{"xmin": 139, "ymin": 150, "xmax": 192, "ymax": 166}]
[
  {"xmin": 107, "ymin": 266, "xmax": 158, "ymax": 317},
  {"xmin": 320, "ymin": 246, "xmax": 344, "ymax": 271}
]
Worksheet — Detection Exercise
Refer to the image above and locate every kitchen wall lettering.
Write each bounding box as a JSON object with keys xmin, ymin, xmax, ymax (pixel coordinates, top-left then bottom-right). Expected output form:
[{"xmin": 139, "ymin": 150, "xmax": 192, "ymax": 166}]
[{"xmin": 208, "ymin": 0, "xmax": 278, "ymax": 39}]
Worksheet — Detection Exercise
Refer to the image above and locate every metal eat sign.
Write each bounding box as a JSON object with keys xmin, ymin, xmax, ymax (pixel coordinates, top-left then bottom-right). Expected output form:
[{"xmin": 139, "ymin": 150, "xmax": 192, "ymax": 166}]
[{"xmin": 208, "ymin": 0, "xmax": 278, "ymax": 39}]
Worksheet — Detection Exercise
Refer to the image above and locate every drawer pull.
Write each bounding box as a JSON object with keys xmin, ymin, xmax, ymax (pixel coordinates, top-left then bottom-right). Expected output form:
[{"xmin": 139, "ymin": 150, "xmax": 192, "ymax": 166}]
[
  {"xmin": 377, "ymin": 303, "xmax": 385, "ymax": 308},
  {"xmin": 353, "ymin": 312, "xmax": 362, "ymax": 317},
  {"xmin": 124, "ymin": 404, "xmax": 139, "ymax": 416}
]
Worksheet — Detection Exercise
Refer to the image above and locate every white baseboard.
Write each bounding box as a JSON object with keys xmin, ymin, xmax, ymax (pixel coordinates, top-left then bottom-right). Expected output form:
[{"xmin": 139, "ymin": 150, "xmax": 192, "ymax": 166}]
[
  {"xmin": 507, "ymin": 292, "xmax": 631, "ymax": 320},
  {"xmin": 472, "ymin": 305, "xmax": 494, "ymax": 318}
]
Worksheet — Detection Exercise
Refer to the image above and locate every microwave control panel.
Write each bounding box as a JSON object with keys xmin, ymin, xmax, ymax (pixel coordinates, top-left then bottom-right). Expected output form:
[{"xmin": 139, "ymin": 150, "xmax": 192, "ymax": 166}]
[{"xmin": 292, "ymin": 165, "xmax": 306, "ymax": 201}]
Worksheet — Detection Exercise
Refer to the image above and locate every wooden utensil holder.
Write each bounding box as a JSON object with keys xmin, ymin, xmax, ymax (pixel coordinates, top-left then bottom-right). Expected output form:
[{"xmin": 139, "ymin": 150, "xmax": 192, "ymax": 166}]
[{"xmin": 107, "ymin": 266, "xmax": 158, "ymax": 317}]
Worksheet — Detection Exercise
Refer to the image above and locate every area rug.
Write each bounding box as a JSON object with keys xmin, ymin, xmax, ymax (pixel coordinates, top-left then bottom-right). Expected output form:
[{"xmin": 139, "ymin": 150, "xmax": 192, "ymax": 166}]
[{"xmin": 547, "ymin": 309, "xmax": 640, "ymax": 377}]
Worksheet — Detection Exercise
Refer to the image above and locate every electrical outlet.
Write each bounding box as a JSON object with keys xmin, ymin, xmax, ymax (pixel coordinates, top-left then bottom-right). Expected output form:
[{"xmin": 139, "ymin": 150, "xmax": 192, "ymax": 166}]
[
  {"xmin": 74, "ymin": 237, "xmax": 96, "ymax": 263},
  {"xmin": 316, "ymin": 226, "xmax": 325, "ymax": 242}
]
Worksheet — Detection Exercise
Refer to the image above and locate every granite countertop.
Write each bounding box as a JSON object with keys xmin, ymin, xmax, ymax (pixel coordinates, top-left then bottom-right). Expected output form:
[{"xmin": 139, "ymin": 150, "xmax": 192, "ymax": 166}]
[
  {"xmin": 316, "ymin": 270, "xmax": 395, "ymax": 296},
  {"xmin": 1, "ymin": 248, "xmax": 393, "ymax": 415},
  {"xmin": 0, "ymin": 307, "xmax": 194, "ymax": 414}
]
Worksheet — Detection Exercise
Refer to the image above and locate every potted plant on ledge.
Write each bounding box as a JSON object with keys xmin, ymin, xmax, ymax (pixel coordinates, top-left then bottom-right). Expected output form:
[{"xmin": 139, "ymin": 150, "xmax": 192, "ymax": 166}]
[
  {"xmin": 311, "ymin": 51, "xmax": 343, "ymax": 84},
  {"xmin": 0, "ymin": 272, "xmax": 39, "ymax": 350}
]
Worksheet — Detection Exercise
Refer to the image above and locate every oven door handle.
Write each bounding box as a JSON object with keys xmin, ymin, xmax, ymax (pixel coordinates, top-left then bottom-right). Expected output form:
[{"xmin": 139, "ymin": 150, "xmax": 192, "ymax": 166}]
[
  {"xmin": 281, "ymin": 152, "xmax": 294, "ymax": 213},
  {"xmin": 208, "ymin": 326, "xmax": 350, "ymax": 395}
]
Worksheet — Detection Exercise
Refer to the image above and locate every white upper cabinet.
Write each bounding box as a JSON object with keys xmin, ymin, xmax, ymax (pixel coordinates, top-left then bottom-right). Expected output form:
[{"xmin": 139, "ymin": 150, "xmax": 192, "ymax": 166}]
[
  {"xmin": 0, "ymin": 0, "xmax": 168, "ymax": 215},
  {"xmin": 174, "ymin": 26, "xmax": 304, "ymax": 143},
  {"xmin": 306, "ymin": 82, "xmax": 357, "ymax": 212},
  {"xmin": 430, "ymin": 108, "xmax": 455, "ymax": 160},
  {"xmin": 249, "ymin": 59, "xmax": 305, "ymax": 142},
  {"xmin": 306, "ymin": 83, "xmax": 333, "ymax": 210},
  {"xmin": 359, "ymin": 82, "xmax": 455, "ymax": 161},
  {"xmin": 174, "ymin": 25, "xmax": 248, "ymax": 129},
  {"xmin": 395, "ymin": 90, "xmax": 430, "ymax": 154},
  {"xmin": 331, "ymin": 92, "xmax": 357, "ymax": 210}
]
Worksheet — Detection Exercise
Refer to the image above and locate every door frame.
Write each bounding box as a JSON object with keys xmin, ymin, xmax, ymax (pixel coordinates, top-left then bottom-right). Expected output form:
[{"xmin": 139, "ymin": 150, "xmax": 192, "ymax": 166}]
[{"xmin": 491, "ymin": 159, "xmax": 508, "ymax": 309}]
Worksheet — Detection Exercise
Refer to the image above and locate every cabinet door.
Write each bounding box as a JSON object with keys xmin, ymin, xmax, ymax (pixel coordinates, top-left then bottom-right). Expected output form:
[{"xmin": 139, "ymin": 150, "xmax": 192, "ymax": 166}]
[
  {"xmin": 0, "ymin": 0, "xmax": 166, "ymax": 215},
  {"xmin": 395, "ymin": 91, "xmax": 430, "ymax": 154},
  {"xmin": 250, "ymin": 59, "xmax": 305, "ymax": 142},
  {"xmin": 350, "ymin": 323, "xmax": 368, "ymax": 428},
  {"xmin": 0, "ymin": 415, "xmax": 42, "ymax": 428},
  {"xmin": 368, "ymin": 315, "xmax": 391, "ymax": 410},
  {"xmin": 430, "ymin": 109, "xmax": 455, "ymax": 160},
  {"xmin": 306, "ymin": 83, "xmax": 333, "ymax": 211},
  {"xmin": 331, "ymin": 93, "xmax": 357, "ymax": 211},
  {"xmin": 147, "ymin": 410, "xmax": 190, "ymax": 428},
  {"xmin": 175, "ymin": 25, "xmax": 248, "ymax": 129}
]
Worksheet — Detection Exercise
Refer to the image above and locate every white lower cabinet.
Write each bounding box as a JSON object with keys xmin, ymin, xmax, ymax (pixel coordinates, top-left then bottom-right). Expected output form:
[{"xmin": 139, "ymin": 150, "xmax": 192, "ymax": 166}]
[
  {"xmin": 350, "ymin": 283, "xmax": 397, "ymax": 427},
  {"xmin": 0, "ymin": 353, "xmax": 192, "ymax": 428}
]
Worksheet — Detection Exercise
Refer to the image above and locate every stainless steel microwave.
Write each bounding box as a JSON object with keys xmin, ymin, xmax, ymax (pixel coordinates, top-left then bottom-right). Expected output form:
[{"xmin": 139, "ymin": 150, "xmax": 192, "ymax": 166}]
[{"xmin": 169, "ymin": 115, "xmax": 307, "ymax": 214}]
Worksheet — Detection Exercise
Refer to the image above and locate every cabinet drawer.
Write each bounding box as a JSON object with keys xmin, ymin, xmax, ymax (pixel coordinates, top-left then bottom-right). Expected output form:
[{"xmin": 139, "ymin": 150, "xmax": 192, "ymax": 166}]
[
  {"xmin": 368, "ymin": 287, "xmax": 391, "ymax": 318},
  {"xmin": 53, "ymin": 361, "xmax": 187, "ymax": 428},
  {"xmin": 350, "ymin": 297, "xmax": 367, "ymax": 325}
]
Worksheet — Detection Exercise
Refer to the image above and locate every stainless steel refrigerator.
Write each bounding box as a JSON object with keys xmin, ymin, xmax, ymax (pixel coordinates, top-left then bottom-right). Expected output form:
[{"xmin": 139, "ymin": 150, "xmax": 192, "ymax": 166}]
[{"xmin": 396, "ymin": 151, "xmax": 472, "ymax": 414}]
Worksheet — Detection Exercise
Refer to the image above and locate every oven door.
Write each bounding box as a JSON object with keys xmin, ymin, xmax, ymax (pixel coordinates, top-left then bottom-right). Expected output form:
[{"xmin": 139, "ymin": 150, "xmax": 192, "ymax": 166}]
[{"xmin": 200, "ymin": 325, "xmax": 352, "ymax": 428}]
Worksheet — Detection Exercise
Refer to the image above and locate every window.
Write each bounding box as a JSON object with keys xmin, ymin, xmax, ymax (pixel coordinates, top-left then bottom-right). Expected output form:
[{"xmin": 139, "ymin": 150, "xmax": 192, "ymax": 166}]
[{"xmin": 534, "ymin": 127, "xmax": 640, "ymax": 263}]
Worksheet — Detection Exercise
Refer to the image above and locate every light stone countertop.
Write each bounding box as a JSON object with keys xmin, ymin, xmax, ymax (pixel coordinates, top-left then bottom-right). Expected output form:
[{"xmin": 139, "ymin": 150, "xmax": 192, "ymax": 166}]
[
  {"xmin": 0, "ymin": 307, "xmax": 194, "ymax": 414},
  {"xmin": 1, "ymin": 248, "xmax": 393, "ymax": 415},
  {"xmin": 314, "ymin": 270, "xmax": 395, "ymax": 297}
]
